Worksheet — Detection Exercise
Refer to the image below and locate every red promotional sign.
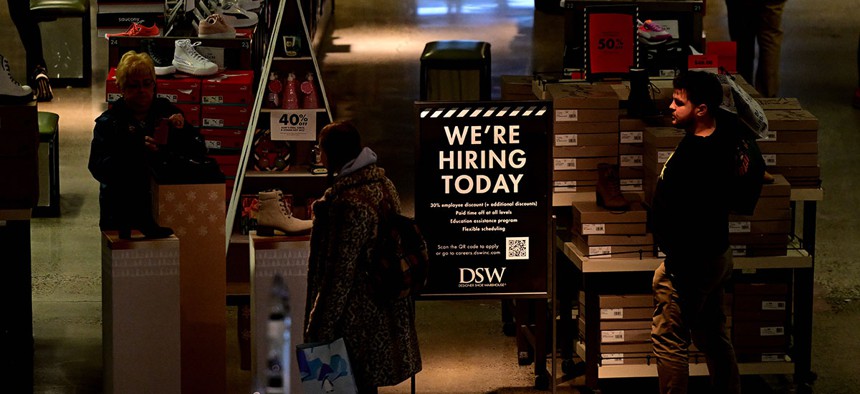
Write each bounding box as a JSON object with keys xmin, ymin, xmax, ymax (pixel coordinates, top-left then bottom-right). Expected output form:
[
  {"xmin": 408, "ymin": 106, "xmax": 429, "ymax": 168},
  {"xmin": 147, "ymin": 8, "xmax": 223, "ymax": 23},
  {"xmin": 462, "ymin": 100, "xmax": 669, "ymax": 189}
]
[{"xmin": 587, "ymin": 13, "xmax": 635, "ymax": 75}]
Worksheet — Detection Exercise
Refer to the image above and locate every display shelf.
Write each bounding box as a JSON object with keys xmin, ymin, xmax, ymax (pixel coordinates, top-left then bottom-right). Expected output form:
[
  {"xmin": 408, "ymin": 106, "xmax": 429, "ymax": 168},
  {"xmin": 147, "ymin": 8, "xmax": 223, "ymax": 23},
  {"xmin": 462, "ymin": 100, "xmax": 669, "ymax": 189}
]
[
  {"xmin": 273, "ymin": 56, "xmax": 314, "ymax": 61},
  {"xmin": 790, "ymin": 188, "xmax": 824, "ymax": 201},
  {"xmin": 562, "ymin": 241, "xmax": 813, "ymax": 273},
  {"xmin": 259, "ymin": 108, "xmax": 327, "ymax": 113},
  {"xmin": 574, "ymin": 342, "xmax": 794, "ymax": 379},
  {"xmin": 244, "ymin": 165, "xmax": 328, "ymax": 178}
]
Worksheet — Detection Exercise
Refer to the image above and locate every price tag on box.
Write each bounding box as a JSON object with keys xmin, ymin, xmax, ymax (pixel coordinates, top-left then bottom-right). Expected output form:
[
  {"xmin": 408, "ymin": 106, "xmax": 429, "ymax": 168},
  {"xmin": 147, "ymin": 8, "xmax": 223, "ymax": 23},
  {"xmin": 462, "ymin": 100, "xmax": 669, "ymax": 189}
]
[{"xmin": 270, "ymin": 109, "xmax": 317, "ymax": 141}]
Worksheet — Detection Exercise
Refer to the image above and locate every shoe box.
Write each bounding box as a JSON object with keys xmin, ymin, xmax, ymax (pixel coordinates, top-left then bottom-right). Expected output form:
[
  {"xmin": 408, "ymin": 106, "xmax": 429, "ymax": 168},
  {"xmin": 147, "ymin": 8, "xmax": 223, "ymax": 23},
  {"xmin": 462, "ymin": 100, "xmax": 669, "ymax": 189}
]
[
  {"xmin": 729, "ymin": 174, "xmax": 791, "ymax": 257},
  {"xmin": 572, "ymin": 200, "xmax": 648, "ymax": 236},
  {"xmin": 573, "ymin": 233, "xmax": 655, "ymax": 259},
  {"xmin": 642, "ymin": 126, "xmax": 685, "ymax": 204},
  {"xmin": 197, "ymin": 71, "xmax": 255, "ymax": 179},
  {"xmin": 500, "ymin": 75, "xmax": 538, "ymax": 101},
  {"xmin": 105, "ymin": 68, "xmax": 202, "ymax": 126}
]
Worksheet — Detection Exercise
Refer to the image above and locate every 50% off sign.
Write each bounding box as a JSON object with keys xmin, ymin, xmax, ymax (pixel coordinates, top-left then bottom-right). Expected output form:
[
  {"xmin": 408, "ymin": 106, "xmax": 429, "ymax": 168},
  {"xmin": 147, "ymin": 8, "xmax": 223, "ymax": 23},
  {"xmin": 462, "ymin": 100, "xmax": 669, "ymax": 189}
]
[
  {"xmin": 270, "ymin": 109, "xmax": 317, "ymax": 141},
  {"xmin": 587, "ymin": 13, "xmax": 635, "ymax": 74}
]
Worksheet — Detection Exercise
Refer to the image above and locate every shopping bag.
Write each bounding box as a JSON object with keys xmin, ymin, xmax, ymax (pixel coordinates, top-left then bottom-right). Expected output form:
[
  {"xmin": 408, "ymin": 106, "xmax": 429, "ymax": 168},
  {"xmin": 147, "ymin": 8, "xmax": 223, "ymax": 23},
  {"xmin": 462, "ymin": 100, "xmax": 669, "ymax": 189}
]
[{"xmin": 295, "ymin": 338, "xmax": 358, "ymax": 394}]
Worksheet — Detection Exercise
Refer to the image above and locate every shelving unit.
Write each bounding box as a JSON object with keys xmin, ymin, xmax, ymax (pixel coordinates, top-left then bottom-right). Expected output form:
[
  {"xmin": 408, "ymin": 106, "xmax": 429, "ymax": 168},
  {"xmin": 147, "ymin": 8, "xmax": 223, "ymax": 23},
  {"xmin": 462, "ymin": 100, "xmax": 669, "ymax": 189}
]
[
  {"xmin": 224, "ymin": 0, "xmax": 333, "ymax": 293},
  {"xmin": 556, "ymin": 189, "xmax": 823, "ymax": 392}
]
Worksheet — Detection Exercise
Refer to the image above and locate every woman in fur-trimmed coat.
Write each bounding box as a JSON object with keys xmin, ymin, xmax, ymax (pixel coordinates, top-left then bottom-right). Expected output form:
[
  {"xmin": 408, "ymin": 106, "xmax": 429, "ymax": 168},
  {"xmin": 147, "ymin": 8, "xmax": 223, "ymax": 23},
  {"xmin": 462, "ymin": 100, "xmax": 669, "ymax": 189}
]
[{"xmin": 304, "ymin": 121, "xmax": 421, "ymax": 393}]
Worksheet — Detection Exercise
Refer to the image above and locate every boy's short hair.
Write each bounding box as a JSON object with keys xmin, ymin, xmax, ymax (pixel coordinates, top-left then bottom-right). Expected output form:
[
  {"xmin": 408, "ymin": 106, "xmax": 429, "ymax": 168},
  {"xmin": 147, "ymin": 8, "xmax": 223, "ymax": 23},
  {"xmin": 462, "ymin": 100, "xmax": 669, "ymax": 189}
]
[{"xmin": 673, "ymin": 71, "xmax": 724, "ymax": 114}]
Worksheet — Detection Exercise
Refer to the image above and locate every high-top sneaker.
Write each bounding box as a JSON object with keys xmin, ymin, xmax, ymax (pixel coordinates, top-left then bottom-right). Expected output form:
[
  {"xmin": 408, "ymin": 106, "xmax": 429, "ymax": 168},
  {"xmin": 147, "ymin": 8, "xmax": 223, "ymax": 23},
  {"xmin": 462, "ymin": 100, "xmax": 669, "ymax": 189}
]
[
  {"xmin": 30, "ymin": 65, "xmax": 52, "ymax": 102},
  {"xmin": 141, "ymin": 39, "xmax": 176, "ymax": 76},
  {"xmin": 172, "ymin": 39, "xmax": 219, "ymax": 76},
  {"xmin": 256, "ymin": 190, "xmax": 312, "ymax": 235},
  {"xmin": 627, "ymin": 67, "xmax": 659, "ymax": 118},
  {"xmin": 596, "ymin": 163, "xmax": 629, "ymax": 211},
  {"xmin": 0, "ymin": 55, "xmax": 34, "ymax": 104}
]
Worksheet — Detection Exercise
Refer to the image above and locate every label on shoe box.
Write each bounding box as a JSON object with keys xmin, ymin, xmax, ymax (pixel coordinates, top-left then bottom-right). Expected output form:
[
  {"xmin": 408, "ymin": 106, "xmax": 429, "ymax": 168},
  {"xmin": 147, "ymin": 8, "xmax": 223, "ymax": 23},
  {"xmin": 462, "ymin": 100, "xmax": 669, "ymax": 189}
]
[
  {"xmin": 588, "ymin": 246, "xmax": 612, "ymax": 258},
  {"xmin": 556, "ymin": 109, "xmax": 621, "ymax": 122},
  {"xmin": 555, "ymin": 133, "xmax": 619, "ymax": 146},
  {"xmin": 201, "ymin": 128, "xmax": 246, "ymax": 149},
  {"xmin": 729, "ymin": 221, "xmax": 751, "ymax": 233},
  {"xmin": 602, "ymin": 330, "xmax": 625, "ymax": 343},
  {"xmin": 582, "ymin": 223, "xmax": 606, "ymax": 235},
  {"xmin": 620, "ymin": 154, "xmax": 643, "ymax": 167},
  {"xmin": 620, "ymin": 179, "xmax": 643, "ymax": 191},
  {"xmin": 601, "ymin": 308, "xmax": 624, "ymax": 319},
  {"xmin": 201, "ymin": 71, "xmax": 255, "ymax": 105},
  {"xmin": 620, "ymin": 131, "xmax": 643, "ymax": 144},
  {"xmin": 553, "ymin": 145, "xmax": 619, "ymax": 158},
  {"xmin": 657, "ymin": 151, "xmax": 672, "ymax": 164},
  {"xmin": 201, "ymin": 105, "xmax": 251, "ymax": 128},
  {"xmin": 554, "ymin": 157, "xmax": 618, "ymax": 171},
  {"xmin": 760, "ymin": 326, "xmax": 785, "ymax": 336}
]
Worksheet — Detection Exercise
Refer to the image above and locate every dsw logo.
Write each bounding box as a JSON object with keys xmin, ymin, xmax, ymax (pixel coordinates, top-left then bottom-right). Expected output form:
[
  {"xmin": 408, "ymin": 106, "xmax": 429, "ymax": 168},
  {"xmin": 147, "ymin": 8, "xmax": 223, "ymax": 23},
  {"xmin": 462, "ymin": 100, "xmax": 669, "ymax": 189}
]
[{"xmin": 459, "ymin": 267, "xmax": 506, "ymax": 284}]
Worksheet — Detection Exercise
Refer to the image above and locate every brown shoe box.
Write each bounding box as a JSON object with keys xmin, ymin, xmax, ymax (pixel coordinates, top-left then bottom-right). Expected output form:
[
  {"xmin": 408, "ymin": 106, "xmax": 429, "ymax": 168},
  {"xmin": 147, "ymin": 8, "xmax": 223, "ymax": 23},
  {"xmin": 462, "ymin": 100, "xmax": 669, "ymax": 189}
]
[
  {"xmin": 732, "ymin": 321, "xmax": 789, "ymax": 349},
  {"xmin": 582, "ymin": 293, "xmax": 654, "ymax": 309},
  {"xmin": 580, "ymin": 305, "xmax": 654, "ymax": 321},
  {"xmin": 755, "ymin": 97, "xmax": 803, "ymax": 110},
  {"xmin": 554, "ymin": 145, "xmax": 619, "ymax": 158},
  {"xmin": 619, "ymin": 166, "xmax": 645, "ymax": 179},
  {"xmin": 596, "ymin": 342, "xmax": 653, "ymax": 354},
  {"xmin": 554, "ymin": 121, "xmax": 620, "ymax": 134},
  {"xmin": 730, "ymin": 208, "xmax": 791, "ymax": 222},
  {"xmin": 554, "ymin": 156, "xmax": 618, "ymax": 171},
  {"xmin": 501, "ymin": 75, "xmax": 536, "ymax": 98},
  {"xmin": 555, "ymin": 108, "xmax": 623, "ymax": 123},
  {"xmin": 762, "ymin": 153, "xmax": 819, "ymax": 167},
  {"xmin": 620, "ymin": 130, "xmax": 645, "ymax": 145},
  {"xmin": 767, "ymin": 166, "xmax": 820, "ymax": 179},
  {"xmin": 576, "ymin": 233, "xmax": 654, "ymax": 247},
  {"xmin": 573, "ymin": 201, "xmax": 648, "ymax": 223},
  {"xmin": 733, "ymin": 294, "xmax": 790, "ymax": 321},
  {"xmin": 729, "ymin": 233, "xmax": 790, "ymax": 245},
  {"xmin": 553, "ymin": 169, "xmax": 598, "ymax": 182},
  {"xmin": 758, "ymin": 129, "xmax": 818, "ymax": 143},
  {"xmin": 643, "ymin": 149, "xmax": 675, "ymax": 172},
  {"xmin": 554, "ymin": 181, "xmax": 596, "ymax": 193},
  {"xmin": 580, "ymin": 317, "xmax": 652, "ymax": 331},
  {"xmin": 736, "ymin": 353, "xmax": 789, "ymax": 363},
  {"xmin": 619, "ymin": 179, "xmax": 644, "ymax": 192},
  {"xmin": 573, "ymin": 239, "xmax": 656, "ymax": 259},
  {"xmin": 610, "ymin": 79, "xmax": 675, "ymax": 109},
  {"xmin": 765, "ymin": 110, "xmax": 819, "ymax": 130},
  {"xmin": 555, "ymin": 132, "xmax": 619, "ymax": 147},
  {"xmin": 644, "ymin": 126, "xmax": 685, "ymax": 148},
  {"xmin": 758, "ymin": 142, "xmax": 818, "ymax": 154},
  {"xmin": 547, "ymin": 83, "xmax": 620, "ymax": 109},
  {"xmin": 619, "ymin": 143, "xmax": 643, "ymax": 155},
  {"xmin": 760, "ymin": 174, "xmax": 791, "ymax": 196},
  {"xmin": 573, "ymin": 221, "xmax": 647, "ymax": 235},
  {"xmin": 728, "ymin": 219, "xmax": 791, "ymax": 234}
]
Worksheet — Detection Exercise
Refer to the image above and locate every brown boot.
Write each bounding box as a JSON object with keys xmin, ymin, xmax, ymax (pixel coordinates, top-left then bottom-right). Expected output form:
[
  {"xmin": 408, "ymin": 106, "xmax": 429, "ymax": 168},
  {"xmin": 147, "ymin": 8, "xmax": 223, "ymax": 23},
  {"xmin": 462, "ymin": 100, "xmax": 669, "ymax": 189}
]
[
  {"xmin": 256, "ymin": 190, "xmax": 312, "ymax": 235},
  {"xmin": 596, "ymin": 163, "xmax": 629, "ymax": 211}
]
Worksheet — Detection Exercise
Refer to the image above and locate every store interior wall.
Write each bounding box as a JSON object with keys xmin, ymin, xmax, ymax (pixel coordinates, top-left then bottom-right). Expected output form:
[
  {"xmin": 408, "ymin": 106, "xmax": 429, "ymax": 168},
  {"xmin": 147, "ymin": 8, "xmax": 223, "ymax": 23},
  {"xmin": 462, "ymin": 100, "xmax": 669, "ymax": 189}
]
[{"xmin": 1, "ymin": 0, "xmax": 860, "ymax": 392}]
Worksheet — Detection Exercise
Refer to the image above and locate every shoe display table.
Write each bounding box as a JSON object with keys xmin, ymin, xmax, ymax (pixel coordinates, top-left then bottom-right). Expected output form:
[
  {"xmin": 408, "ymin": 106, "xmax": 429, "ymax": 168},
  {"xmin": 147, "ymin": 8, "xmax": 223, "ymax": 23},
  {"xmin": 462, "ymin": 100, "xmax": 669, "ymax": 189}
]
[
  {"xmin": 101, "ymin": 232, "xmax": 181, "ymax": 394},
  {"xmin": 249, "ymin": 233, "xmax": 310, "ymax": 394}
]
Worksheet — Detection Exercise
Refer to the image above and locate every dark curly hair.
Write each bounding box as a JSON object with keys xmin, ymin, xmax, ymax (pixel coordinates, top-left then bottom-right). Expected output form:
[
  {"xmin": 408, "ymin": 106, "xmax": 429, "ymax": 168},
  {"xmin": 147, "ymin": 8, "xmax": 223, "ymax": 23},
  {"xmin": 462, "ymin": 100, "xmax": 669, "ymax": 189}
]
[{"xmin": 672, "ymin": 71, "xmax": 723, "ymax": 115}]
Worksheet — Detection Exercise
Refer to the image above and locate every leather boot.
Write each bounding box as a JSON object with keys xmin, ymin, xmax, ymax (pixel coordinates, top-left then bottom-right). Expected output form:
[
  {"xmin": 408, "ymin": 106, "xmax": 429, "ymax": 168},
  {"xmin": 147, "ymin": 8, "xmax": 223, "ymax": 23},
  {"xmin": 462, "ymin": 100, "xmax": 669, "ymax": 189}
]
[
  {"xmin": 627, "ymin": 67, "xmax": 659, "ymax": 118},
  {"xmin": 256, "ymin": 190, "xmax": 312, "ymax": 235},
  {"xmin": 596, "ymin": 163, "xmax": 629, "ymax": 211}
]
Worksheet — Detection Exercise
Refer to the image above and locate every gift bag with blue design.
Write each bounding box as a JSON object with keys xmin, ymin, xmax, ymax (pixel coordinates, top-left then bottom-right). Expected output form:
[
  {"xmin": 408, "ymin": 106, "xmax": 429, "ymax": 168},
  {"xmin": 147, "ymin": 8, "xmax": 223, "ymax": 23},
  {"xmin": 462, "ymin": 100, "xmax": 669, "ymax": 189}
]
[{"xmin": 296, "ymin": 338, "xmax": 358, "ymax": 394}]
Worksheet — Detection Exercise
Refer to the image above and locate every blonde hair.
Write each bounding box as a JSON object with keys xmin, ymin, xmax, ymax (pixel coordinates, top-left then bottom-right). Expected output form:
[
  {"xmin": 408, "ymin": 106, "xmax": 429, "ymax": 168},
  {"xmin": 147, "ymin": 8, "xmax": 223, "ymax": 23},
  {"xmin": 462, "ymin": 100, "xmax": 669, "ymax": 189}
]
[{"xmin": 116, "ymin": 51, "xmax": 156, "ymax": 90}]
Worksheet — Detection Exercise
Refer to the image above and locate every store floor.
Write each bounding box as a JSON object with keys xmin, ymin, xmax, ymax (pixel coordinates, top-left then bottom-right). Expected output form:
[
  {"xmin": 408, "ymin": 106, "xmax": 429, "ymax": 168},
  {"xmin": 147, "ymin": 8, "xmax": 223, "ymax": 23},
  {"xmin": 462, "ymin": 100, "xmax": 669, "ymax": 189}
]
[{"xmin": 2, "ymin": 0, "xmax": 860, "ymax": 392}]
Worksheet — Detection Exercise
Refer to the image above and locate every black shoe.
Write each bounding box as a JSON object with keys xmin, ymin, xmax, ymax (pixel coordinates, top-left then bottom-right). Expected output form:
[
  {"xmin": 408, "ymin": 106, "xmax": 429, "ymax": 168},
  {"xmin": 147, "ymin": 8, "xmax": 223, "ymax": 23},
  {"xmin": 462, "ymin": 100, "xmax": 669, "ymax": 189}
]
[
  {"xmin": 140, "ymin": 39, "xmax": 176, "ymax": 76},
  {"xmin": 31, "ymin": 66, "xmax": 53, "ymax": 102}
]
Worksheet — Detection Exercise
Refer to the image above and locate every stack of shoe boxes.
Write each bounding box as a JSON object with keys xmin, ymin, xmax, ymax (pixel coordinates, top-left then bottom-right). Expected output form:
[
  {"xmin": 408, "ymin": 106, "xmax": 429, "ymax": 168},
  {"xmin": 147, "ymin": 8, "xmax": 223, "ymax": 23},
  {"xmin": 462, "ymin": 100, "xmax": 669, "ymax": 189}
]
[
  {"xmin": 732, "ymin": 282, "xmax": 790, "ymax": 362},
  {"xmin": 199, "ymin": 70, "xmax": 255, "ymax": 201},
  {"xmin": 105, "ymin": 69, "xmax": 203, "ymax": 129},
  {"xmin": 577, "ymin": 293, "xmax": 658, "ymax": 365},
  {"xmin": 729, "ymin": 174, "xmax": 792, "ymax": 257},
  {"xmin": 618, "ymin": 117, "xmax": 648, "ymax": 197},
  {"xmin": 642, "ymin": 126, "xmax": 685, "ymax": 204},
  {"xmin": 758, "ymin": 99, "xmax": 821, "ymax": 188},
  {"xmin": 548, "ymin": 84, "xmax": 620, "ymax": 194},
  {"xmin": 571, "ymin": 200, "xmax": 650, "ymax": 258}
]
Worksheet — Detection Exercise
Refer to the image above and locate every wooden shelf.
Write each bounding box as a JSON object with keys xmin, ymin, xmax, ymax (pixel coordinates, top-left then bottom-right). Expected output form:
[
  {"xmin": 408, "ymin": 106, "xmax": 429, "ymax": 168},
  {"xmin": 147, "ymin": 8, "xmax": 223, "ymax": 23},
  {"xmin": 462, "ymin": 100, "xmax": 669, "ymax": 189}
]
[
  {"xmin": 244, "ymin": 165, "xmax": 328, "ymax": 178},
  {"xmin": 273, "ymin": 56, "xmax": 313, "ymax": 61},
  {"xmin": 575, "ymin": 342, "xmax": 794, "ymax": 379}
]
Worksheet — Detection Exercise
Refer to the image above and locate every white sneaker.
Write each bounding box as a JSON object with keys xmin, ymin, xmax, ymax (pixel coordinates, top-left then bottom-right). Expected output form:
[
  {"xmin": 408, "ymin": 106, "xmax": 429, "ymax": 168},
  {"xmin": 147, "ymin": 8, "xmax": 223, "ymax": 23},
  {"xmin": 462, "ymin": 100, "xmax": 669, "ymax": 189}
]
[
  {"xmin": 219, "ymin": 4, "xmax": 258, "ymax": 27},
  {"xmin": 172, "ymin": 39, "xmax": 219, "ymax": 76},
  {"xmin": 0, "ymin": 54, "xmax": 33, "ymax": 104}
]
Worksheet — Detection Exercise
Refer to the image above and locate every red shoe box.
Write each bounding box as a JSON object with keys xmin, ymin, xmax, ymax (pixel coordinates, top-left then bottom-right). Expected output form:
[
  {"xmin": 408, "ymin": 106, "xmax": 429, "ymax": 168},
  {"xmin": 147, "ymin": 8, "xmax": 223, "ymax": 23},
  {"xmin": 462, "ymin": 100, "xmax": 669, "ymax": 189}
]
[
  {"xmin": 201, "ymin": 71, "xmax": 254, "ymax": 105},
  {"xmin": 201, "ymin": 105, "xmax": 251, "ymax": 129},
  {"xmin": 201, "ymin": 128, "xmax": 247, "ymax": 150},
  {"xmin": 212, "ymin": 153, "xmax": 240, "ymax": 178},
  {"xmin": 157, "ymin": 74, "xmax": 202, "ymax": 104},
  {"xmin": 175, "ymin": 104, "xmax": 201, "ymax": 127}
]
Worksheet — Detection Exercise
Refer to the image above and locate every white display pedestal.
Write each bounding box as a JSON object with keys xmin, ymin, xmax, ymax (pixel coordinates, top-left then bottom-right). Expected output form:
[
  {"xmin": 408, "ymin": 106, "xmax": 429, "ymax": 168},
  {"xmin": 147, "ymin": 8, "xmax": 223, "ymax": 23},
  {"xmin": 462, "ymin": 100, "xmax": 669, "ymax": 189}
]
[
  {"xmin": 101, "ymin": 231, "xmax": 181, "ymax": 394},
  {"xmin": 249, "ymin": 233, "xmax": 310, "ymax": 393}
]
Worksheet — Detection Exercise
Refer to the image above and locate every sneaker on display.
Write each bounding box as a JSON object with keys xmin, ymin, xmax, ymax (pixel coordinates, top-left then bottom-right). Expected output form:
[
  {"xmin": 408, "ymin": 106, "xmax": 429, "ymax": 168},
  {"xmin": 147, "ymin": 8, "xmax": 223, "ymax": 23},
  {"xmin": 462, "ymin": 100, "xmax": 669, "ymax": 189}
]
[
  {"xmin": 0, "ymin": 54, "xmax": 34, "ymax": 104},
  {"xmin": 198, "ymin": 13, "xmax": 237, "ymax": 38},
  {"xmin": 219, "ymin": 4, "xmax": 258, "ymax": 28},
  {"xmin": 141, "ymin": 39, "xmax": 176, "ymax": 76},
  {"xmin": 172, "ymin": 39, "xmax": 219, "ymax": 76},
  {"xmin": 106, "ymin": 22, "xmax": 160, "ymax": 39},
  {"xmin": 637, "ymin": 19, "xmax": 672, "ymax": 44}
]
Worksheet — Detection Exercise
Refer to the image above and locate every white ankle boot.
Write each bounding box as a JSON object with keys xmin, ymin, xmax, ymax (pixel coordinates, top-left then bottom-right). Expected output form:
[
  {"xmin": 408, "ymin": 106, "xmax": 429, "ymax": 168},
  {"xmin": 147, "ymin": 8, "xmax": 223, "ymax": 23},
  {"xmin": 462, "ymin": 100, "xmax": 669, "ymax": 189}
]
[
  {"xmin": 256, "ymin": 190, "xmax": 312, "ymax": 235},
  {"xmin": 0, "ymin": 55, "xmax": 33, "ymax": 104}
]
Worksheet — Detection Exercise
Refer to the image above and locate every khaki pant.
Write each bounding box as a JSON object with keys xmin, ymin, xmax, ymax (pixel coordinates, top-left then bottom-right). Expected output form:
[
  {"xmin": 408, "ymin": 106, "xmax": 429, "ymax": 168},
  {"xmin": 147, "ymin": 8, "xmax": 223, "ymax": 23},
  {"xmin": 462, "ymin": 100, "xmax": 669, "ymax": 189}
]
[
  {"xmin": 651, "ymin": 249, "xmax": 740, "ymax": 394},
  {"xmin": 725, "ymin": 0, "xmax": 787, "ymax": 97}
]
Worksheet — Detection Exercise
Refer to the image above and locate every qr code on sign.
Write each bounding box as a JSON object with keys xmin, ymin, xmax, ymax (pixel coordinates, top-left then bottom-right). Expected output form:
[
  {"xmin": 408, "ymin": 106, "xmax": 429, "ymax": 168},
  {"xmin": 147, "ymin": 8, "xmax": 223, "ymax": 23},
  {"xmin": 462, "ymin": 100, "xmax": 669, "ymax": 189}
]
[{"xmin": 506, "ymin": 237, "xmax": 529, "ymax": 260}]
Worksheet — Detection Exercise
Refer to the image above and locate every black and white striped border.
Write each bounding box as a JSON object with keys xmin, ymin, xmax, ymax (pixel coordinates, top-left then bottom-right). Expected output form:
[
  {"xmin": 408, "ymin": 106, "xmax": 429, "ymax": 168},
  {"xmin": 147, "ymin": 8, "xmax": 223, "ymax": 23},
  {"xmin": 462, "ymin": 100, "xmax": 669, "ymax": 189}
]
[{"xmin": 419, "ymin": 105, "xmax": 549, "ymax": 119}]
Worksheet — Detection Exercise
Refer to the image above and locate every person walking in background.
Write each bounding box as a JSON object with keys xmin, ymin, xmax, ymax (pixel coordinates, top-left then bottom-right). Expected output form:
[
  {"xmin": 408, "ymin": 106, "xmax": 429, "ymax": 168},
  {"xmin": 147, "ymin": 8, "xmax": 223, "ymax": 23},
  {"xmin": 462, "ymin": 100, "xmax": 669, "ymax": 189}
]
[
  {"xmin": 304, "ymin": 121, "xmax": 421, "ymax": 394},
  {"xmin": 650, "ymin": 71, "xmax": 741, "ymax": 394},
  {"xmin": 724, "ymin": 0, "xmax": 787, "ymax": 98},
  {"xmin": 6, "ymin": 0, "xmax": 53, "ymax": 101}
]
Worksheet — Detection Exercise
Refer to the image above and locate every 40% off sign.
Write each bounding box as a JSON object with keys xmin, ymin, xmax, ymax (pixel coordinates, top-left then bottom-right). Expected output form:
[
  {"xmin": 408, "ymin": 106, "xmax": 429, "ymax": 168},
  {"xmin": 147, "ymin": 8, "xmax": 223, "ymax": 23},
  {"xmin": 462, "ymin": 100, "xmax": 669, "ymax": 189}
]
[{"xmin": 270, "ymin": 109, "xmax": 317, "ymax": 141}]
